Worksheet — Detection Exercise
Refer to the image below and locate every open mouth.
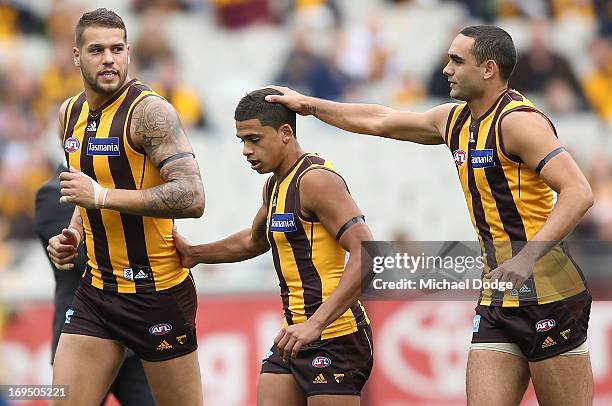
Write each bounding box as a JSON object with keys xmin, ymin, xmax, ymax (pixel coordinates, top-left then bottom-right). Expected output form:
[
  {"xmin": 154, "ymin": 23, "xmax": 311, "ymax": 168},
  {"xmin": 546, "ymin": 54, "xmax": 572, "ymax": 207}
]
[
  {"xmin": 99, "ymin": 70, "xmax": 118, "ymax": 80},
  {"xmin": 248, "ymin": 160, "xmax": 261, "ymax": 170}
]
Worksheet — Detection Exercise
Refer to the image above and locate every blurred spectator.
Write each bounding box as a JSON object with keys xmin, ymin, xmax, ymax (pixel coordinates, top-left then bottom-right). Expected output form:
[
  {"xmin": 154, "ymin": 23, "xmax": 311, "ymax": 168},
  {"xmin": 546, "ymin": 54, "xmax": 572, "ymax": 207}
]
[
  {"xmin": 427, "ymin": 55, "xmax": 452, "ymax": 99},
  {"xmin": 0, "ymin": 64, "xmax": 51, "ymax": 241},
  {"xmin": 392, "ymin": 73, "xmax": 426, "ymax": 106},
  {"xmin": 275, "ymin": 28, "xmax": 349, "ymax": 100},
  {"xmin": 44, "ymin": 1, "xmax": 81, "ymax": 43},
  {"xmin": 510, "ymin": 20, "xmax": 588, "ymax": 113},
  {"xmin": 335, "ymin": 14, "xmax": 396, "ymax": 84},
  {"xmin": 594, "ymin": 0, "xmax": 611, "ymax": 37},
  {"xmin": 451, "ymin": 0, "xmax": 498, "ymax": 23},
  {"xmin": 132, "ymin": 0, "xmax": 193, "ymax": 13},
  {"xmin": 284, "ymin": 0, "xmax": 342, "ymax": 29},
  {"xmin": 0, "ymin": 0, "xmax": 44, "ymax": 39},
  {"xmin": 211, "ymin": 0, "xmax": 274, "ymax": 30},
  {"xmin": 132, "ymin": 8, "xmax": 173, "ymax": 72},
  {"xmin": 549, "ymin": 0, "xmax": 595, "ymax": 20},
  {"xmin": 583, "ymin": 36, "xmax": 612, "ymax": 123},
  {"xmin": 579, "ymin": 152, "xmax": 612, "ymax": 241},
  {"xmin": 38, "ymin": 41, "xmax": 83, "ymax": 121},
  {"xmin": 151, "ymin": 55, "xmax": 208, "ymax": 130},
  {"xmin": 0, "ymin": 146, "xmax": 52, "ymax": 239}
]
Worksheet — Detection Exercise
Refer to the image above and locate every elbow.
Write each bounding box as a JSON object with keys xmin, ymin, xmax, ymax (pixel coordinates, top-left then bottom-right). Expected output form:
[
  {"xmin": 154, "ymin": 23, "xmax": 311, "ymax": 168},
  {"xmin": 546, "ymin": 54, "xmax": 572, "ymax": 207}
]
[
  {"xmin": 189, "ymin": 202, "xmax": 204, "ymax": 218},
  {"xmin": 190, "ymin": 187, "xmax": 205, "ymax": 218},
  {"xmin": 568, "ymin": 181, "xmax": 594, "ymax": 214},
  {"xmin": 184, "ymin": 184, "xmax": 205, "ymax": 218}
]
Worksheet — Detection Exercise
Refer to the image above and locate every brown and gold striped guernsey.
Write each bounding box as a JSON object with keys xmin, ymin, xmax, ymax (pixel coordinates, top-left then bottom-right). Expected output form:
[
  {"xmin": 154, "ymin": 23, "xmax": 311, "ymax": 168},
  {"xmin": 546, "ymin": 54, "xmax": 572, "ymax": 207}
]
[
  {"xmin": 266, "ymin": 154, "xmax": 369, "ymax": 339},
  {"xmin": 62, "ymin": 79, "xmax": 189, "ymax": 293},
  {"xmin": 445, "ymin": 89, "xmax": 587, "ymax": 306}
]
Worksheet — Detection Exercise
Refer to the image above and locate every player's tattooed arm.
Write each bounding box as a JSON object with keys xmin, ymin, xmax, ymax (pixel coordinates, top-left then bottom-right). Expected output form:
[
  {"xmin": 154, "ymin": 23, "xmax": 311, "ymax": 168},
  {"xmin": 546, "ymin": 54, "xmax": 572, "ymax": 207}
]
[{"xmin": 123, "ymin": 96, "xmax": 204, "ymax": 218}]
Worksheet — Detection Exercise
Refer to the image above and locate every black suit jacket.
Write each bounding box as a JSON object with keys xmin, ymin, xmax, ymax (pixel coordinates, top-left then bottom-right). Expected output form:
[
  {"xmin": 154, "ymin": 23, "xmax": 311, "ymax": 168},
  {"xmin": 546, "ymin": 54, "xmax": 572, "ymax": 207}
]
[{"xmin": 33, "ymin": 164, "xmax": 85, "ymax": 362}]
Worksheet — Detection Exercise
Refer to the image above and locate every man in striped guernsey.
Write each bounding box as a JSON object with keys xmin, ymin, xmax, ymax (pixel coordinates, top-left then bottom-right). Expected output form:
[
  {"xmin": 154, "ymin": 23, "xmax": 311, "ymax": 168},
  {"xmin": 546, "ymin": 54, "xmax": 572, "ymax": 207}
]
[
  {"xmin": 268, "ymin": 26, "xmax": 594, "ymax": 406},
  {"xmin": 45, "ymin": 9, "xmax": 205, "ymax": 406},
  {"xmin": 174, "ymin": 88, "xmax": 374, "ymax": 405}
]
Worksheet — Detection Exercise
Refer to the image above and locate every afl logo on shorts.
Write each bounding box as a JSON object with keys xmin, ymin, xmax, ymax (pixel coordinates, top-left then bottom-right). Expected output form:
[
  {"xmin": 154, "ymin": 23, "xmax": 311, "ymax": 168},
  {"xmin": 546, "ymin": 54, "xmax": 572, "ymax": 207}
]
[
  {"xmin": 312, "ymin": 356, "xmax": 332, "ymax": 368},
  {"xmin": 149, "ymin": 323, "xmax": 173, "ymax": 336},
  {"xmin": 453, "ymin": 150, "xmax": 466, "ymax": 167},
  {"xmin": 535, "ymin": 319, "xmax": 556, "ymax": 332},
  {"xmin": 64, "ymin": 137, "xmax": 81, "ymax": 153}
]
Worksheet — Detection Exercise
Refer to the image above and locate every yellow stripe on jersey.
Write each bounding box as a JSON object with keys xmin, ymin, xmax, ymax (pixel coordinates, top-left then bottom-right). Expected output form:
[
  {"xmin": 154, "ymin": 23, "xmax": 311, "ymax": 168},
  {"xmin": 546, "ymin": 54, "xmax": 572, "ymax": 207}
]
[
  {"xmin": 267, "ymin": 154, "xmax": 369, "ymax": 339},
  {"xmin": 446, "ymin": 90, "xmax": 587, "ymax": 306},
  {"xmin": 63, "ymin": 80, "xmax": 188, "ymax": 293}
]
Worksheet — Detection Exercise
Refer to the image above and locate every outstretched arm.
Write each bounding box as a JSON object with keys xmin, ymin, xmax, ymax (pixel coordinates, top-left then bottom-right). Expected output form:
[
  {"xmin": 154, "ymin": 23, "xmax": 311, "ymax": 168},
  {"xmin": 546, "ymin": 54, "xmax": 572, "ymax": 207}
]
[
  {"xmin": 59, "ymin": 96, "xmax": 205, "ymax": 218},
  {"xmin": 174, "ymin": 184, "xmax": 271, "ymax": 268},
  {"xmin": 266, "ymin": 85, "xmax": 452, "ymax": 145},
  {"xmin": 274, "ymin": 169, "xmax": 373, "ymax": 360}
]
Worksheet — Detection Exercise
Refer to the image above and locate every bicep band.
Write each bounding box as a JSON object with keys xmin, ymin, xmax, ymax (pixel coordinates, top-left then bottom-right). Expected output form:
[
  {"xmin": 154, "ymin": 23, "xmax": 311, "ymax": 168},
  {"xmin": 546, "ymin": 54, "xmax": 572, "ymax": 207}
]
[
  {"xmin": 335, "ymin": 215, "xmax": 366, "ymax": 241},
  {"xmin": 158, "ymin": 152, "xmax": 196, "ymax": 169},
  {"xmin": 536, "ymin": 147, "xmax": 565, "ymax": 174}
]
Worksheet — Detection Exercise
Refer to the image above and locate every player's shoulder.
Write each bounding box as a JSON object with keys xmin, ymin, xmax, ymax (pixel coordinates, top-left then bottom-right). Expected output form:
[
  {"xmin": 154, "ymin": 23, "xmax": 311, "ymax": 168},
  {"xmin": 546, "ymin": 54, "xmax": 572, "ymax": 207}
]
[
  {"xmin": 500, "ymin": 109, "xmax": 553, "ymax": 135},
  {"xmin": 299, "ymin": 162, "xmax": 346, "ymax": 195},
  {"xmin": 129, "ymin": 94, "xmax": 178, "ymax": 133},
  {"xmin": 428, "ymin": 102, "xmax": 462, "ymax": 128},
  {"xmin": 132, "ymin": 92, "xmax": 172, "ymax": 112},
  {"xmin": 58, "ymin": 97, "xmax": 73, "ymax": 126}
]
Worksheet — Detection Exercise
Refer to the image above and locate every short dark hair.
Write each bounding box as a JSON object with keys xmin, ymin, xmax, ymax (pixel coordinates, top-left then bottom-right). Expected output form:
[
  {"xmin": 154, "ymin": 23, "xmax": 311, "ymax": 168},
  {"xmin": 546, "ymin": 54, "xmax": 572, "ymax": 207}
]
[
  {"xmin": 234, "ymin": 88, "xmax": 297, "ymax": 137},
  {"xmin": 75, "ymin": 8, "xmax": 127, "ymax": 48},
  {"xmin": 460, "ymin": 25, "xmax": 516, "ymax": 81}
]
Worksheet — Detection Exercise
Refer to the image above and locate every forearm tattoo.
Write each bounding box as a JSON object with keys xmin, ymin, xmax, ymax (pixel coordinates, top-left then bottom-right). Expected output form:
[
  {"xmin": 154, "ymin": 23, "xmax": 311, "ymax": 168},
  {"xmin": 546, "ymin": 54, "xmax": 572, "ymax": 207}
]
[
  {"xmin": 140, "ymin": 164, "xmax": 197, "ymax": 217},
  {"xmin": 131, "ymin": 96, "xmax": 204, "ymax": 218}
]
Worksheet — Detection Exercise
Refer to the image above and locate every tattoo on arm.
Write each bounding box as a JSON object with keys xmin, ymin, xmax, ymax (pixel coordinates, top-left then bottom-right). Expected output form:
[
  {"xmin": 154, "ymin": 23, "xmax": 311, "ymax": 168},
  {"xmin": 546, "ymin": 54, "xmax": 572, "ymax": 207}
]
[
  {"xmin": 131, "ymin": 96, "xmax": 184, "ymax": 158},
  {"xmin": 140, "ymin": 163, "xmax": 197, "ymax": 216},
  {"xmin": 131, "ymin": 96, "xmax": 204, "ymax": 218}
]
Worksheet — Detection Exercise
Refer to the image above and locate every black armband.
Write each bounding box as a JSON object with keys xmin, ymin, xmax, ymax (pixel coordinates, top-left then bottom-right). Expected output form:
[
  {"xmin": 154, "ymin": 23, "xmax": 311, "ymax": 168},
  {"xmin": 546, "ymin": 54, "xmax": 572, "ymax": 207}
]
[
  {"xmin": 335, "ymin": 215, "xmax": 366, "ymax": 241},
  {"xmin": 158, "ymin": 152, "xmax": 196, "ymax": 169},
  {"xmin": 535, "ymin": 147, "xmax": 565, "ymax": 174}
]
